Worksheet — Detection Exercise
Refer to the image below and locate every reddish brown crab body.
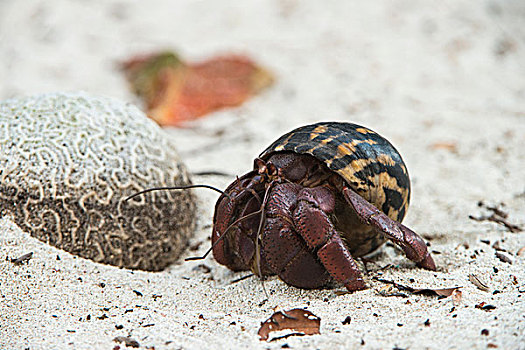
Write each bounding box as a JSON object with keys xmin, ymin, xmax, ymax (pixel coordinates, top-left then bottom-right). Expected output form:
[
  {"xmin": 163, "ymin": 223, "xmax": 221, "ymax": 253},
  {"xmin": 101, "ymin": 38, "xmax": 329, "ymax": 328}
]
[{"xmin": 212, "ymin": 122, "xmax": 435, "ymax": 291}]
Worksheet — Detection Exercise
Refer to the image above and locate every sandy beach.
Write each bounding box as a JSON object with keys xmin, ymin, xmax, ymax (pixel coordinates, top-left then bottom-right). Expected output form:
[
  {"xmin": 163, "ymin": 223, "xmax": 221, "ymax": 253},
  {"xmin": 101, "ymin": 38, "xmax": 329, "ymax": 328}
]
[{"xmin": 1, "ymin": 1, "xmax": 524, "ymax": 349}]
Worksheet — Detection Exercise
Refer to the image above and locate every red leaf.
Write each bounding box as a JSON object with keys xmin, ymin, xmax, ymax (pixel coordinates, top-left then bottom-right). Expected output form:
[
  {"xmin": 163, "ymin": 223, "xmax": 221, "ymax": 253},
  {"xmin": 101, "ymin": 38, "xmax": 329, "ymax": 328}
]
[
  {"xmin": 121, "ymin": 51, "xmax": 274, "ymax": 127},
  {"xmin": 258, "ymin": 308, "xmax": 321, "ymax": 341}
]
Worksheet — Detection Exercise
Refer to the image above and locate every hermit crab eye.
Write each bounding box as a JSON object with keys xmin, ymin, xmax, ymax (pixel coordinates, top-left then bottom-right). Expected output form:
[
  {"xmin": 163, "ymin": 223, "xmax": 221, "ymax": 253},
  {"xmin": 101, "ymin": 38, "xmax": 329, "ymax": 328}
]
[{"xmin": 254, "ymin": 158, "xmax": 267, "ymax": 174}]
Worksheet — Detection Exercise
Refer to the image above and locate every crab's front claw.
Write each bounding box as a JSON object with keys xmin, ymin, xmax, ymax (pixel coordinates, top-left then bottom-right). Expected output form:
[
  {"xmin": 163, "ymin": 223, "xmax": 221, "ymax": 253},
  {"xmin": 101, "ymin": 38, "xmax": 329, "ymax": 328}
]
[
  {"xmin": 416, "ymin": 250, "xmax": 437, "ymax": 271},
  {"xmin": 293, "ymin": 186, "xmax": 367, "ymax": 291},
  {"xmin": 343, "ymin": 187, "xmax": 437, "ymax": 271},
  {"xmin": 397, "ymin": 224, "xmax": 436, "ymax": 271}
]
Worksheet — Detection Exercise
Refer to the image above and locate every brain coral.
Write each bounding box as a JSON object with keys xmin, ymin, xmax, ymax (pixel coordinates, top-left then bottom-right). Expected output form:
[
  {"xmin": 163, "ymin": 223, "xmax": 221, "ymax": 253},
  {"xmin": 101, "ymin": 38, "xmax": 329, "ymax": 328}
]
[{"xmin": 0, "ymin": 92, "xmax": 196, "ymax": 271}]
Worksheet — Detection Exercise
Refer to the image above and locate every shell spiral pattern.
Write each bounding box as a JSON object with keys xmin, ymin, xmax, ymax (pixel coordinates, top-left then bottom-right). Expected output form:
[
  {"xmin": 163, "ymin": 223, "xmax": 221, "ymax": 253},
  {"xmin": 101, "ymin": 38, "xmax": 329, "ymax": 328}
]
[{"xmin": 261, "ymin": 122, "xmax": 410, "ymax": 223}]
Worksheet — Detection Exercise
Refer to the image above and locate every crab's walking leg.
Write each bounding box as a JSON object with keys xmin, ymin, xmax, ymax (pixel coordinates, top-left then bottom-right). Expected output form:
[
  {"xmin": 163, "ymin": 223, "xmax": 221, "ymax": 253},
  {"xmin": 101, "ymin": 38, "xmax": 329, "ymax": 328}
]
[
  {"xmin": 294, "ymin": 187, "xmax": 367, "ymax": 291},
  {"xmin": 343, "ymin": 187, "xmax": 436, "ymax": 271},
  {"xmin": 262, "ymin": 183, "xmax": 331, "ymax": 289}
]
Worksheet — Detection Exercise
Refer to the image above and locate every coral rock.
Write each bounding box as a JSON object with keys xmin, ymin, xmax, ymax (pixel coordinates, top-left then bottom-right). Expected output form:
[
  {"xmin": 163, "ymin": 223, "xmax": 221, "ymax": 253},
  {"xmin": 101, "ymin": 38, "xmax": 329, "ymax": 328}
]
[{"xmin": 0, "ymin": 92, "xmax": 196, "ymax": 270}]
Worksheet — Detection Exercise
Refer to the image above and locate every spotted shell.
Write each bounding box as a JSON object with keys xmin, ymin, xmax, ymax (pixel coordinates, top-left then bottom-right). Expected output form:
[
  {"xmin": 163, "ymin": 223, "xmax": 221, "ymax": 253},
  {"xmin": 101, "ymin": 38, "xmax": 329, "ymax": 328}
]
[{"xmin": 260, "ymin": 122, "xmax": 410, "ymax": 223}]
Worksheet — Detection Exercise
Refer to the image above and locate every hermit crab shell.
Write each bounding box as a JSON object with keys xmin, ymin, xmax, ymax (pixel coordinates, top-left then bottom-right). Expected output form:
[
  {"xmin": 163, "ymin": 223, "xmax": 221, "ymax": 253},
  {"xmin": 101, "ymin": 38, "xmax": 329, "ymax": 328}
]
[
  {"xmin": 0, "ymin": 92, "xmax": 196, "ymax": 271},
  {"xmin": 260, "ymin": 122, "xmax": 410, "ymax": 223}
]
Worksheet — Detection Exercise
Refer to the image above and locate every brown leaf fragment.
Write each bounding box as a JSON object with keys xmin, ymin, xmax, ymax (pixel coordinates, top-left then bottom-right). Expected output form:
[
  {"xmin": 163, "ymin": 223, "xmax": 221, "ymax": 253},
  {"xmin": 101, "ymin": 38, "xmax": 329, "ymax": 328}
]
[
  {"xmin": 451, "ymin": 289, "xmax": 463, "ymax": 306},
  {"xmin": 517, "ymin": 247, "xmax": 525, "ymax": 256},
  {"xmin": 429, "ymin": 141, "xmax": 457, "ymax": 152},
  {"xmin": 475, "ymin": 302, "xmax": 496, "ymax": 311},
  {"xmin": 491, "ymin": 241, "xmax": 506, "ymax": 252},
  {"xmin": 334, "ymin": 290, "xmax": 352, "ymax": 296},
  {"xmin": 469, "ymin": 274, "xmax": 490, "ymax": 292},
  {"xmin": 258, "ymin": 308, "xmax": 321, "ymax": 341},
  {"xmin": 193, "ymin": 264, "xmax": 211, "ymax": 274},
  {"xmin": 10, "ymin": 252, "xmax": 33, "ymax": 265},
  {"xmin": 121, "ymin": 51, "xmax": 274, "ymax": 127},
  {"xmin": 375, "ymin": 285, "xmax": 408, "ymax": 297},
  {"xmin": 113, "ymin": 336, "xmax": 140, "ymax": 348},
  {"xmin": 412, "ymin": 287, "xmax": 460, "ymax": 297},
  {"xmin": 495, "ymin": 252, "xmax": 513, "ymax": 264}
]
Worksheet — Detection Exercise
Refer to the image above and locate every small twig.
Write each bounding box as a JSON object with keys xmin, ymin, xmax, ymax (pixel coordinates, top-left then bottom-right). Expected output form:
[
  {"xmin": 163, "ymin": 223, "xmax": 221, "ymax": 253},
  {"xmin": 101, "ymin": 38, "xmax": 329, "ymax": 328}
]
[
  {"xmin": 269, "ymin": 332, "xmax": 306, "ymax": 342},
  {"xmin": 230, "ymin": 273, "xmax": 255, "ymax": 284},
  {"xmin": 192, "ymin": 170, "xmax": 234, "ymax": 177},
  {"xmin": 469, "ymin": 214, "xmax": 522, "ymax": 233},
  {"xmin": 373, "ymin": 277, "xmax": 462, "ymax": 297},
  {"xmin": 10, "ymin": 252, "xmax": 33, "ymax": 265},
  {"xmin": 373, "ymin": 277, "xmax": 413, "ymax": 292},
  {"xmin": 469, "ymin": 202, "xmax": 522, "ymax": 232}
]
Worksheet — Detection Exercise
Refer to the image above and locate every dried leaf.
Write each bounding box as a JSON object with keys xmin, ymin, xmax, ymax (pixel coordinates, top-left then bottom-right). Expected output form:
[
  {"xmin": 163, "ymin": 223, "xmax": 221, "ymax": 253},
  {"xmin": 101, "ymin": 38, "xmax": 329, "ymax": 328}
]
[
  {"xmin": 495, "ymin": 252, "xmax": 513, "ymax": 264},
  {"xmin": 113, "ymin": 336, "xmax": 140, "ymax": 348},
  {"xmin": 334, "ymin": 290, "xmax": 351, "ymax": 296},
  {"xmin": 469, "ymin": 274, "xmax": 490, "ymax": 292},
  {"xmin": 475, "ymin": 302, "xmax": 496, "ymax": 311},
  {"xmin": 451, "ymin": 289, "xmax": 463, "ymax": 306},
  {"xmin": 492, "ymin": 241, "xmax": 506, "ymax": 252},
  {"xmin": 258, "ymin": 308, "xmax": 320, "ymax": 341},
  {"xmin": 375, "ymin": 285, "xmax": 408, "ymax": 297},
  {"xmin": 429, "ymin": 142, "xmax": 457, "ymax": 152},
  {"xmin": 412, "ymin": 287, "xmax": 460, "ymax": 297},
  {"xmin": 122, "ymin": 51, "xmax": 274, "ymax": 127}
]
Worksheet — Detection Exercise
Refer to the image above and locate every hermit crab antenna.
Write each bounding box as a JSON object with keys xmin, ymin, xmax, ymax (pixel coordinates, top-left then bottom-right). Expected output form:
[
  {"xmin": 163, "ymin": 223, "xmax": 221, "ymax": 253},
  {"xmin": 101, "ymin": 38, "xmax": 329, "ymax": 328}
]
[
  {"xmin": 191, "ymin": 170, "xmax": 234, "ymax": 177},
  {"xmin": 253, "ymin": 181, "xmax": 275, "ymax": 300},
  {"xmin": 184, "ymin": 210, "xmax": 263, "ymax": 261},
  {"xmin": 246, "ymin": 187, "xmax": 262, "ymax": 205},
  {"xmin": 124, "ymin": 184, "xmax": 230, "ymax": 201}
]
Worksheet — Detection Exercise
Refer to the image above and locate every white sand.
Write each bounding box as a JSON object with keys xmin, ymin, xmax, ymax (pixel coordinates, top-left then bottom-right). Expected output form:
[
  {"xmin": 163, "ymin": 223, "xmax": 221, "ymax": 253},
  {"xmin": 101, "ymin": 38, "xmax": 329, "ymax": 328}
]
[{"xmin": 1, "ymin": 1, "xmax": 524, "ymax": 349}]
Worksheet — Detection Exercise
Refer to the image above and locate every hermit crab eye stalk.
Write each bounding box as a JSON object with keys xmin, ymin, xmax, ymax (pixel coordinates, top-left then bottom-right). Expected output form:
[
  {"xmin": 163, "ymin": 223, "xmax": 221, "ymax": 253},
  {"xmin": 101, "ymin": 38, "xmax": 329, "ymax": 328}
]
[{"xmin": 124, "ymin": 184, "xmax": 231, "ymax": 201}]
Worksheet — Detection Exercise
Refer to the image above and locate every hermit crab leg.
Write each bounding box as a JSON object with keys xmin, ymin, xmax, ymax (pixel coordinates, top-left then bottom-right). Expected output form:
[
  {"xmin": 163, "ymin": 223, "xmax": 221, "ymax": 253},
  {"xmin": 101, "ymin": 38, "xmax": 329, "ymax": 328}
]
[
  {"xmin": 293, "ymin": 186, "xmax": 367, "ymax": 291},
  {"xmin": 342, "ymin": 187, "xmax": 436, "ymax": 271},
  {"xmin": 253, "ymin": 181, "xmax": 275, "ymax": 278}
]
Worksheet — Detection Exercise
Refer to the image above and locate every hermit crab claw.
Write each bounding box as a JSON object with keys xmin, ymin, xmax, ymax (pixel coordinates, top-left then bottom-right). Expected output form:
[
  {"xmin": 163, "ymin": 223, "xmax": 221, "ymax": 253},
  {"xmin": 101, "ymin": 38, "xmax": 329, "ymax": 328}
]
[{"xmin": 343, "ymin": 186, "xmax": 436, "ymax": 271}]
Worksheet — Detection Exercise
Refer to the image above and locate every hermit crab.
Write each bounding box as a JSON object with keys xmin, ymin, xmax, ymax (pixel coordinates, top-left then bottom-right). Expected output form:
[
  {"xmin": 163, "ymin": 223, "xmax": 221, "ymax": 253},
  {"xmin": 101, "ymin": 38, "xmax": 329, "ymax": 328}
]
[{"xmin": 129, "ymin": 122, "xmax": 436, "ymax": 291}]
